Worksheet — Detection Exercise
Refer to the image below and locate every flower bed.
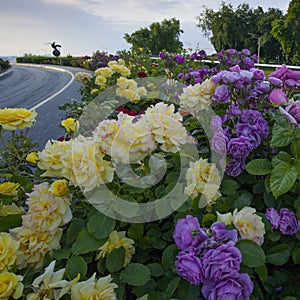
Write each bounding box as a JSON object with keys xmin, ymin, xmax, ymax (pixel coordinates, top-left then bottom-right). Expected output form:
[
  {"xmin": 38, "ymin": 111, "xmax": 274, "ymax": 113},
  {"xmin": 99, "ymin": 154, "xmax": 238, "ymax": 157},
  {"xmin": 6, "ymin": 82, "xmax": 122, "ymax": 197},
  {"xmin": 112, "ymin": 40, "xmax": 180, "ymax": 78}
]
[{"xmin": 0, "ymin": 48, "xmax": 300, "ymax": 299}]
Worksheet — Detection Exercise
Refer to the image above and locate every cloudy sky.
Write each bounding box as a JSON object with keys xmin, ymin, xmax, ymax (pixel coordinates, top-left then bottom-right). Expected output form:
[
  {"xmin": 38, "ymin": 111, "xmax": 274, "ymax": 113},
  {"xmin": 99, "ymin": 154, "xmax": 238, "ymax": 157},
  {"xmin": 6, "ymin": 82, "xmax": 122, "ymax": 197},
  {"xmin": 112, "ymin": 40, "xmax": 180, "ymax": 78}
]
[{"xmin": 0, "ymin": 0, "xmax": 288, "ymax": 57}]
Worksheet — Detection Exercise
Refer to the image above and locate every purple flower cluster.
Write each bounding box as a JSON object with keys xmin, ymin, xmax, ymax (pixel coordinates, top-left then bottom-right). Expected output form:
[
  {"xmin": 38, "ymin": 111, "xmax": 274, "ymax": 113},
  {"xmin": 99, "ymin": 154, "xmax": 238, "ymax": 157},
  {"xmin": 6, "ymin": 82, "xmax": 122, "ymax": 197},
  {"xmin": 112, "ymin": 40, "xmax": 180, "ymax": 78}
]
[
  {"xmin": 217, "ymin": 48, "xmax": 257, "ymax": 70},
  {"xmin": 268, "ymin": 64, "xmax": 300, "ymax": 89},
  {"xmin": 178, "ymin": 67, "xmax": 214, "ymax": 85},
  {"xmin": 211, "ymin": 66, "xmax": 269, "ymax": 104},
  {"xmin": 174, "ymin": 215, "xmax": 253, "ymax": 299},
  {"xmin": 210, "ymin": 105, "xmax": 269, "ymax": 177},
  {"xmin": 190, "ymin": 50, "xmax": 207, "ymax": 61},
  {"xmin": 266, "ymin": 208, "xmax": 300, "ymax": 235}
]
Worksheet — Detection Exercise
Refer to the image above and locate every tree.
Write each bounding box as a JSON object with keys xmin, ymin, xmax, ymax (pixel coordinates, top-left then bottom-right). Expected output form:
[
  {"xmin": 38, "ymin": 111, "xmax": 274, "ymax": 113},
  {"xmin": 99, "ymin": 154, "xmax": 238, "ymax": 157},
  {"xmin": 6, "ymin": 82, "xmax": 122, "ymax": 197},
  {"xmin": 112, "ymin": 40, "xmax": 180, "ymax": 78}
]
[
  {"xmin": 196, "ymin": 1, "xmax": 282, "ymax": 62},
  {"xmin": 271, "ymin": 0, "xmax": 300, "ymax": 64},
  {"xmin": 124, "ymin": 18, "xmax": 183, "ymax": 55}
]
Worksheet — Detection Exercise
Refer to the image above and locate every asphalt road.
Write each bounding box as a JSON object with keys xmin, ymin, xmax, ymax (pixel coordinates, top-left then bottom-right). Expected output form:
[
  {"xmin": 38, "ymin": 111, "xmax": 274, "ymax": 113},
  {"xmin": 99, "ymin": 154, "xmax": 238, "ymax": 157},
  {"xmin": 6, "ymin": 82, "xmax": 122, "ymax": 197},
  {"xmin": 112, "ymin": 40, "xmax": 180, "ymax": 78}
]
[{"xmin": 0, "ymin": 64, "xmax": 88, "ymax": 149}]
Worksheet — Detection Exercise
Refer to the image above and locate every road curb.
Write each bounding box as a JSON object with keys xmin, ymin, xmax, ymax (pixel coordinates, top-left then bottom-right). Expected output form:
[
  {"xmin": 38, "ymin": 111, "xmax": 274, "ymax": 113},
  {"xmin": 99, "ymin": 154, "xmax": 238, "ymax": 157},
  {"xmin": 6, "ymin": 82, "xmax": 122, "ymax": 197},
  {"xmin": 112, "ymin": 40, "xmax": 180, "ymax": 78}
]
[{"xmin": 0, "ymin": 68, "xmax": 13, "ymax": 80}]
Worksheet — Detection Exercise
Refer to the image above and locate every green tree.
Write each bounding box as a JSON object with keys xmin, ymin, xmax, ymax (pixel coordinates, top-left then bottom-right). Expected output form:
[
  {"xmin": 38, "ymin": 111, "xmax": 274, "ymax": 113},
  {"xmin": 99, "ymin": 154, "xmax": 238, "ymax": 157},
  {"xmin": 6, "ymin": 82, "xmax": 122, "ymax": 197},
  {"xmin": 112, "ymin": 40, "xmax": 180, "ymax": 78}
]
[
  {"xmin": 124, "ymin": 18, "xmax": 183, "ymax": 55},
  {"xmin": 196, "ymin": 1, "xmax": 282, "ymax": 62},
  {"xmin": 271, "ymin": 0, "xmax": 300, "ymax": 64}
]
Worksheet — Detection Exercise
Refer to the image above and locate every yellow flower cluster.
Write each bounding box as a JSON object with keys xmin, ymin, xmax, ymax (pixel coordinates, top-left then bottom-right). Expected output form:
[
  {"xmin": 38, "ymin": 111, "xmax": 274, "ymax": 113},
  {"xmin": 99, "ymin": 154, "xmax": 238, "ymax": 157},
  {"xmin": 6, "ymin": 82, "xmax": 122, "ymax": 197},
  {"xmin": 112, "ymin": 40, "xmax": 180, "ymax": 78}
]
[
  {"xmin": 0, "ymin": 108, "xmax": 37, "ymax": 130},
  {"xmin": 94, "ymin": 113, "xmax": 156, "ymax": 164},
  {"xmin": 184, "ymin": 157, "xmax": 221, "ymax": 206},
  {"xmin": 38, "ymin": 136, "xmax": 115, "ymax": 193},
  {"xmin": 116, "ymin": 77, "xmax": 148, "ymax": 103},
  {"xmin": 97, "ymin": 231, "xmax": 135, "ymax": 267},
  {"xmin": 94, "ymin": 59, "xmax": 131, "ymax": 90},
  {"xmin": 179, "ymin": 78, "xmax": 218, "ymax": 115},
  {"xmin": 143, "ymin": 102, "xmax": 189, "ymax": 152},
  {"xmin": 217, "ymin": 206, "xmax": 265, "ymax": 246},
  {"xmin": 0, "ymin": 182, "xmax": 19, "ymax": 200},
  {"xmin": 10, "ymin": 182, "xmax": 72, "ymax": 270},
  {"xmin": 74, "ymin": 72, "xmax": 92, "ymax": 83}
]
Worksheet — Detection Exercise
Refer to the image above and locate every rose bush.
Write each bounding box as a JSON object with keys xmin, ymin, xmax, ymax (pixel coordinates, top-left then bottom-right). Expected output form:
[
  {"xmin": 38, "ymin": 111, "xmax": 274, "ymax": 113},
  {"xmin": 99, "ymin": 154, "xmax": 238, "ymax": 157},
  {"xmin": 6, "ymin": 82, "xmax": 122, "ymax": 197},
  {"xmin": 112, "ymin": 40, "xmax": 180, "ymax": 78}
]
[{"xmin": 0, "ymin": 48, "xmax": 300, "ymax": 299}]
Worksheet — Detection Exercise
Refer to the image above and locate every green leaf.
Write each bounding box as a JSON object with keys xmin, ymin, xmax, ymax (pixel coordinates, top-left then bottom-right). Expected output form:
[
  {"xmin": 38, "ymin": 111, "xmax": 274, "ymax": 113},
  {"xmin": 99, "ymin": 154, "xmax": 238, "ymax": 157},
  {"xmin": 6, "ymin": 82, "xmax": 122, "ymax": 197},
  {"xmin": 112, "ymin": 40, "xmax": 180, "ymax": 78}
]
[
  {"xmin": 164, "ymin": 276, "xmax": 180, "ymax": 299},
  {"xmin": 120, "ymin": 263, "xmax": 150, "ymax": 286},
  {"xmin": 272, "ymin": 151, "xmax": 292, "ymax": 167},
  {"xmin": 71, "ymin": 228, "xmax": 103, "ymax": 255},
  {"xmin": 271, "ymin": 119, "xmax": 293, "ymax": 147},
  {"xmin": 106, "ymin": 247, "xmax": 125, "ymax": 273},
  {"xmin": 0, "ymin": 214, "xmax": 22, "ymax": 232},
  {"xmin": 292, "ymin": 246, "xmax": 300, "ymax": 264},
  {"xmin": 178, "ymin": 278, "xmax": 201, "ymax": 300},
  {"xmin": 221, "ymin": 179, "xmax": 239, "ymax": 195},
  {"xmin": 254, "ymin": 264, "xmax": 268, "ymax": 281},
  {"xmin": 66, "ymin": 218, "xmax": 85, "ymax": 246},
  {"xmin": 65, "ymin": 255, "xmax": 87, "ymax": 279},
  {"xmin": 128, "ymin": 223, "xmax": 144, "ymax": 240},
  {"xmin": 87, "ymin": 212, "xmax": 115, "ymax": 240},
  {"xmin": 234, "ymin": 191, "xmax": 253, "ymax": 210},
  {"xmin": 236, "ymin": 240, "xmax": 265, "ymax": 267},
  {"xmin": 266, "ymin": 244, "xmax": 290, "ymax": 265},
  {"xmin": 246, "ymin": 159, "xmax": 272, "ymax": 175},
  {"xmin": 147, "ymin": 263, "xmax": 164, "ymax": 277},
  {"xmin": 270, "ymin": 165, "xmax": 297, "ymax": 198},
  {"xmin": 53, "ymin": 248, "xmax": 72, "ymax": 260},
  {"xmin": 162, "ymin": 244, "xmax": 178, "ymax": 270}
]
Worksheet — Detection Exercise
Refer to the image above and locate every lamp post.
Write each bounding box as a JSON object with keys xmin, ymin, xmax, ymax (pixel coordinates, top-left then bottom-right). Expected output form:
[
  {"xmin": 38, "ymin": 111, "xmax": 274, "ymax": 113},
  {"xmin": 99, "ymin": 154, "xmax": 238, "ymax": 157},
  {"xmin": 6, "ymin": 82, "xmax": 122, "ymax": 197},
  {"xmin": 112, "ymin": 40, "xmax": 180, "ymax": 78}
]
[{"xmin": 248, "ymin": 33, "xmax": 261, "ymax": 64}]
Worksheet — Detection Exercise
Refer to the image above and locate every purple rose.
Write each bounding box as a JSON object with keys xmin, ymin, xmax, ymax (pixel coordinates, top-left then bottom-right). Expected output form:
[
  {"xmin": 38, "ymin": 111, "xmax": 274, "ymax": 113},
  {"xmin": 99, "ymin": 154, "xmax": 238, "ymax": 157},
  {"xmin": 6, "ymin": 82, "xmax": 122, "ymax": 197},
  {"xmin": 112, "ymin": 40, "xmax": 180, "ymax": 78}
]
[
  {"xmin": 222, "ymin": 71, "xmax": 240, "ymax": 83},
  {"xmin": 202, "ymin": 272, "xmax": 254, "ymax": 300},
  {"xmin": 240, "ymin": 109, "xmax": 261, "ymax": 124},
  {"xmin": 210, "ymin": 222, "xmax": 238, "ymax": 244},
  {"xmin": 252, "ymin": 68, "xmax": 265, "ymax": 81},
  {"xmin": 265, "ymin": 208, "xmax": 280, "ymax": 229},
  {"xmin": 268, "ymin": 76, "xmax": 283, "ymax": 86},
  {"xmin": 213, "ymin": 84, "xmax": 231, "ymax": 103},
  {"xmin": 227, "ymin": 136, "xmax": 253, "ymax": 158},
  {"xmin": 225, "ymin": 158, "xmax": 246, "ymax": 177},
  {"xmin": 202, "ymin": 241, "xmax": 241, "ymax": 281},
  {"xmin": 159, "ymin": 52, "xmax": 166, "ymax": 59},
  {"xmin": 230, "ymin": 65, "xmax": 241, "ymax": 73},
  {"xmin": 242, "ymin": 49, "xmax": 251, "ymax": 56},
  {"xmin": 239, "ymin": 70, "xmax": 253, "ymax": 83},
  {"xmin": 175, "ymin": 54, "xmax": 186, "ymax": 64},
  {"xmin": 255, "ymin": 81, "xmax": 271, "ymax": 93},
  {"xmin": 243, "ymin": 57, "xmax": 255, "ymax": 70},
  {"xmin": 210, "ymin": 115, "xmax": 223, "ymax": 132},
  {"xmin": 269, "ymin": 89, "xmax": 288, "ymax": 105},
  {"xmin": 212, "ymin": 132, "xmax": 228, "ymax": 155},
  {"xmin": 173, "ymin": 215, "xmax": 207, "ymax": 250},
  {"xmin": 278, "ymin": 208, "xmax": 300, "ymax": 235},
  {"xmin": 279, "ymin": 99, "xmax": 300, "ymax": 128},
  {"xmin": 175, "ymin": 248, "xmax": 203, "ymax": 285}
]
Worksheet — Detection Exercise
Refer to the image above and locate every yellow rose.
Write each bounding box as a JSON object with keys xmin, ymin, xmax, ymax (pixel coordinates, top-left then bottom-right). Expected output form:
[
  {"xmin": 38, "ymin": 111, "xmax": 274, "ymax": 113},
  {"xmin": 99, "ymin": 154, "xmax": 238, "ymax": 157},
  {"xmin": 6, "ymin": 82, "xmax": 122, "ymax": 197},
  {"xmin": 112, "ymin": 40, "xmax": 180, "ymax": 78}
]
[
  {"xmin": 38, "ymin": 140, "xmax": 71, "ymax": 177},
  {"xmin": 0, "ymin": 232, "xmax": 20, "ymax": 272},
  {"xmin": 61, "ymin": 118, "xmax": 79, "ymax": 133},
  {"xmin": 233, "ymin": 206, "xmax": 265, "ymax": 246},
  {"xmin": 94, "ymin": 67, "xmax": 113, "ymax": 78},
  {"xmin": 0, "ymin": 108, "xmax": 37, "ymax": 130},
  {"xmin": 90, "ymin": 88, "xmax": 99, "ymax": 95},
  {"xmin": 179, "ymin": 79, "xmax": 217, "ymax": 114},
  {"xmin": 97, "ymin": 231, "xmax": 135, "ymax": 266},
  {"xmin": 95, "ymin": 75, "xmax": 106, "ymax": 87},
  {"xmin": 10, "ymin": 226, "xmax": 62, "ymax": 270},
  {"xmin": 0, "ymin": 271, "xmax": 23, "ymax": 299},
  {"xmin": 61, "ymin": 136, "xmax": 114, "ymax": 193},
  {"xmin": 26, "ymin": 152, "xmax": 39, "ymax": 164},
  {"xmin": 49, "ymin": 179, "xmax": 69, "ymax": 196},
  {"xmin": 71, "ymin": 274, "xmax": 117, "ymax": 300},
  {"xmin": 23, "ymin": 182, "xmax": 72, "ymax": 232},
  {"xmin": 0, "ymin": 182, "xmax": 19, "ymax": 200},
  {"xmin": 184, "ymin": 158, "xmax": 221, "ymax": 206},
  {"xmin": 144, "ymin": 102, "xmax": 188, "ymax": 152}
]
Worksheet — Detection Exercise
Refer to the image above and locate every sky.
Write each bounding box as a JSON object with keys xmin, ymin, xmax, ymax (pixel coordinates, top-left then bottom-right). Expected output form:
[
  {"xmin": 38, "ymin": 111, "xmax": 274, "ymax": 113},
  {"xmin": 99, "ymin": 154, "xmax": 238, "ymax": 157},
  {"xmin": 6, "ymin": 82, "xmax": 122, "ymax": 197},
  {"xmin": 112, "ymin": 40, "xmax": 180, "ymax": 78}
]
[{"xmin": 0, "ymin": 0, "xmax": 289, "ymax": 57}]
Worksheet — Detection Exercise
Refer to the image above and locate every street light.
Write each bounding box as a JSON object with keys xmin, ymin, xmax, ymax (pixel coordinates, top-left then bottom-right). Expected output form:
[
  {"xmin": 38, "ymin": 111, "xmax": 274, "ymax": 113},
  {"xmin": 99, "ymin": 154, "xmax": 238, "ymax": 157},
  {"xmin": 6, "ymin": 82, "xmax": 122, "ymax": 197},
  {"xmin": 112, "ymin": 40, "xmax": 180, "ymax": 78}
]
[{"xmin": 248, "ymin": 33, "xmax": 261, "ymax": 64}]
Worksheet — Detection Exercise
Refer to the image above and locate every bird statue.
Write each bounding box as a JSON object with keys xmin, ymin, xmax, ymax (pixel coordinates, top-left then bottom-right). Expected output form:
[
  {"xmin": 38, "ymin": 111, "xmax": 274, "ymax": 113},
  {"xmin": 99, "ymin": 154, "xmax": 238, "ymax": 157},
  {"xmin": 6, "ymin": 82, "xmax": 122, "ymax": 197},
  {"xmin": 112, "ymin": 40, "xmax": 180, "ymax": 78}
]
[{"xmin": 46, "ymin": 42, "xmax": 62, "ymax": 57}]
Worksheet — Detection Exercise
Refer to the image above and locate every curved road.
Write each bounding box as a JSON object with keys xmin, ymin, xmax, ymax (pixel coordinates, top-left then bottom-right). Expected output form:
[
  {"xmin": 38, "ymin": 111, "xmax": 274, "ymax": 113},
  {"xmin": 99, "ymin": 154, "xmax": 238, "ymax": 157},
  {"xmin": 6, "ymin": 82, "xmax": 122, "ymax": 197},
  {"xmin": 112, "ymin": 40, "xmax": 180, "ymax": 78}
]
[{"xmin": 0, "ymin": 64, "xmax": 89, "ymax": 149}]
